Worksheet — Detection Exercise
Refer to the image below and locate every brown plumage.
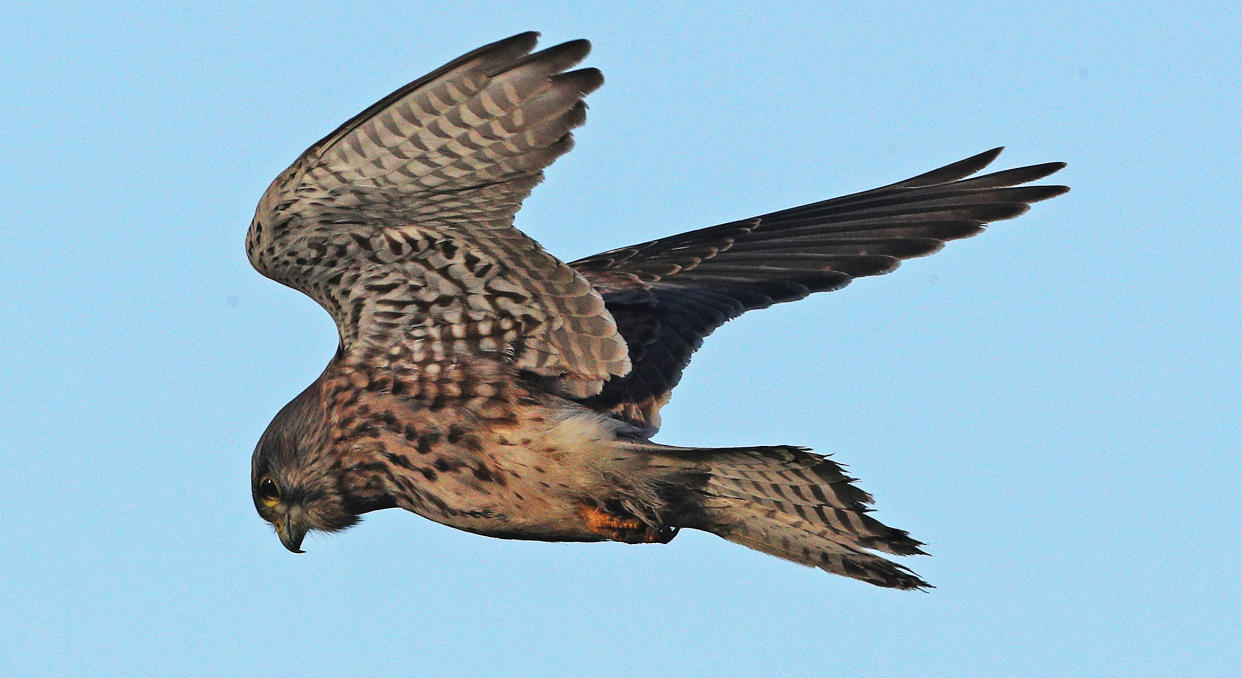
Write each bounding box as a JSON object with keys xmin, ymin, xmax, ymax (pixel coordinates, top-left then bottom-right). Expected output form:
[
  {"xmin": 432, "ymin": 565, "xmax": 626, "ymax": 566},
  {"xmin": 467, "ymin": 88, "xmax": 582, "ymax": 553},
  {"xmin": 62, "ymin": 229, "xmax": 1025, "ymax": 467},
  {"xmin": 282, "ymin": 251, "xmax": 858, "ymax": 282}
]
[{"xmin": 248, "ymin": 32, "xmax": 1067, "ymax": 589}]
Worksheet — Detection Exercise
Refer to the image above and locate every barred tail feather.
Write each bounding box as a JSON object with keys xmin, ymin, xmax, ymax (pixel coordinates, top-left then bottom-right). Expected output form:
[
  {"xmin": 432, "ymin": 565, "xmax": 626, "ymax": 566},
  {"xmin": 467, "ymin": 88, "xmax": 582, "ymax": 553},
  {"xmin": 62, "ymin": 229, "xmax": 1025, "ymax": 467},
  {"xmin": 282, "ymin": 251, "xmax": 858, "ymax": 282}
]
[
  {"xmin": 660, "ymin": 445, "xmax": 930, "ymax": 589},
  {"xmin": 708, "ymin": 501, "xmax": 930, "ymax": 589}
]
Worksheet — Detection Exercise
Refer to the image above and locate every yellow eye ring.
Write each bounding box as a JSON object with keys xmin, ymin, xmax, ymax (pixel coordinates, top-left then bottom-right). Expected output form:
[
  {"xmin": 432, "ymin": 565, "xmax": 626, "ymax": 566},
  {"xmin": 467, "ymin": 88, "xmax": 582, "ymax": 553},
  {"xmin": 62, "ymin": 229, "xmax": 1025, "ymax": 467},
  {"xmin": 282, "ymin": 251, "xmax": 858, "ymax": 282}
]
[{"xmin": 258, "ymin": 476, "xmax": 282, "ymax": 507}]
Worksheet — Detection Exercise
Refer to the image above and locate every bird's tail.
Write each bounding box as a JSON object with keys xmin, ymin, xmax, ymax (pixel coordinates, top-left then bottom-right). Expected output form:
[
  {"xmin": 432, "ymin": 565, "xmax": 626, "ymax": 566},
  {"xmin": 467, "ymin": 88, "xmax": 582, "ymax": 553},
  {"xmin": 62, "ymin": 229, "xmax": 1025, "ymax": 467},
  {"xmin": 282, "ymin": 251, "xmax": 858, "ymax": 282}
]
[{"xmin": 647, "ymin": 444, "xmax": 930, "ymax": 589}]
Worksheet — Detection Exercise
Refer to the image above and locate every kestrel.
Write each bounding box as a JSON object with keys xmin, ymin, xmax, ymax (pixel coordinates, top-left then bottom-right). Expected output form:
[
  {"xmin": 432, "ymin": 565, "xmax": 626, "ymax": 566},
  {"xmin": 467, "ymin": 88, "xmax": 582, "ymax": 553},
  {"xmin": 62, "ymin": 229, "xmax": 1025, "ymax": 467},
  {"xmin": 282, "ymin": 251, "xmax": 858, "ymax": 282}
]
[{"xmin": 248, "ymin": 33, "xmax": 1066, "ymax": 589}]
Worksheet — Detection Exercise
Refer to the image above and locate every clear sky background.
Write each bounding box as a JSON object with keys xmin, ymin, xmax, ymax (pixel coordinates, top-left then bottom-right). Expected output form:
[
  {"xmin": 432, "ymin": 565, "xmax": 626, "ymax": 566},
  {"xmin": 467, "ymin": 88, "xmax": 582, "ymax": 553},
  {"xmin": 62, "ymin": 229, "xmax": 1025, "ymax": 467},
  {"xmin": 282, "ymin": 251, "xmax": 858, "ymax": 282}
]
[{"xmin": 3, "ymin": 2, "xmax": 1239, "ymax": 677}]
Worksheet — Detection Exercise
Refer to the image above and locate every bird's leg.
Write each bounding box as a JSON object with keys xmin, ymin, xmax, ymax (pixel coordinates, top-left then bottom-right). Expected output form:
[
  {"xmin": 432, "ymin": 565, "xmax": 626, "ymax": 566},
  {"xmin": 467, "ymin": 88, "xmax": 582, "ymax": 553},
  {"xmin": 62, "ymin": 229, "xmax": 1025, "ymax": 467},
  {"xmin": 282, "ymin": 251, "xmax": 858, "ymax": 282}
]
[{"xmin": 578, "ymin": 504, "xmax": 676, "ymax": 544}]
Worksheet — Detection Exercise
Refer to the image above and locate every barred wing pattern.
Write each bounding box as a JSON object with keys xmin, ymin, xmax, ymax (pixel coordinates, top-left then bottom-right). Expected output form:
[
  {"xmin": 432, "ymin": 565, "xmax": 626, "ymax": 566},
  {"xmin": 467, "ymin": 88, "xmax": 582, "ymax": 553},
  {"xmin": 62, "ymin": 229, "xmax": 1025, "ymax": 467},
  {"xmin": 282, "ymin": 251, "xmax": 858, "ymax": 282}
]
[
  {"xmin": 246, "ymin": 33, "xmax": 628, "ymax": 397},
  {"xmin": 573, "ymin": 149, "xmax": 1068, "ymax": 427}
]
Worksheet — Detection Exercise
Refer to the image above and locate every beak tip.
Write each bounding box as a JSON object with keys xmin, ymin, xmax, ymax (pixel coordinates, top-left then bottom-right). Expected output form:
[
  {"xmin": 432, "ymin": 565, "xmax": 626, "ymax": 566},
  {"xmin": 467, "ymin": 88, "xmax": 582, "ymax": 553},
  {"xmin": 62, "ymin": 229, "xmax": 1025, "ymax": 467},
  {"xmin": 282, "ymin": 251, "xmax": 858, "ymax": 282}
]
[
  {"xmin": 277, "ymin": 514, "xmax": 308, "ymax": 553},
  {"xmin": 280, "ymin": 534, "xmax": 306, "ymax": 554}
]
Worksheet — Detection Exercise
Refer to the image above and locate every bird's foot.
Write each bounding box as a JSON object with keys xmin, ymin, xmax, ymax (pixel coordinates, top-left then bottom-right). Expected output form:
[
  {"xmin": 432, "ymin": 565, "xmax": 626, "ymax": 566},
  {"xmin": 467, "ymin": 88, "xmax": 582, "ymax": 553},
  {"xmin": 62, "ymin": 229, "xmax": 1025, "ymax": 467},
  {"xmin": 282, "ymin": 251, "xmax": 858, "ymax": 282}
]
[{"xmin": 579, "ymin": 505, "xmax": 675, "ymax": 544}]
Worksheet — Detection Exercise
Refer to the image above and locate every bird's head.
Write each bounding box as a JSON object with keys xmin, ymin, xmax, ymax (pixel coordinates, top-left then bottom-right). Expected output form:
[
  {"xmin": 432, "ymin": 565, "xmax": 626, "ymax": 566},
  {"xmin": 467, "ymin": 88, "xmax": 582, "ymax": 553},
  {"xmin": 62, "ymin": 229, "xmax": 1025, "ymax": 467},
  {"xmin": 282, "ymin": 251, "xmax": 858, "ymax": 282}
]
[{"xmin": 251, "ymin": 382, "xmax": 360, "ymax": 553}]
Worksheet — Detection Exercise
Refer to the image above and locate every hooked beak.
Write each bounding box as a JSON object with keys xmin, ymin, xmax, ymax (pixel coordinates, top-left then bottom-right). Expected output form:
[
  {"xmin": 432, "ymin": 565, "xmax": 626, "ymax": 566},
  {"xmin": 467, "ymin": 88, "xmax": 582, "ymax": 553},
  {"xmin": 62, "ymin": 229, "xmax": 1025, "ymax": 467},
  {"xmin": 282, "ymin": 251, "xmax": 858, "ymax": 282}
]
[{"xmin": 275, "ymin": 511, "xmax": 307, "ymax": 553}]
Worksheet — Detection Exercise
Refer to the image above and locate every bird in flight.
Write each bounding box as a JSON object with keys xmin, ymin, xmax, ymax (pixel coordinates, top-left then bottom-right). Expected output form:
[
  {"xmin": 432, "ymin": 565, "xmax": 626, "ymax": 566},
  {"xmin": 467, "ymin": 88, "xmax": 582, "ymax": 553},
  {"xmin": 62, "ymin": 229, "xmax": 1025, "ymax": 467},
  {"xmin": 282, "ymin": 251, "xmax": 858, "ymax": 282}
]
[{"xmin": 247, "ymin": 32, "xmax": 1066, "ymax": 589}]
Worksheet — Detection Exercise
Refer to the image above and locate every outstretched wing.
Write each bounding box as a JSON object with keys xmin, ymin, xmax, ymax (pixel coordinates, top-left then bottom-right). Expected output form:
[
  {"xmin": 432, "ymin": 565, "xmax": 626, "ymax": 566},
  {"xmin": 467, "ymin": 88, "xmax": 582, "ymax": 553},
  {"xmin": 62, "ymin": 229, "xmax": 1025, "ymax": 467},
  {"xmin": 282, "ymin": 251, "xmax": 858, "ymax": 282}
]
[
  {"xmin": 246, "ymin": 33, "xmax": 628, "ymax": 397},
  {"xmin": 572, "ymin": 149, "xmax": 1068, "ymax": 427}
]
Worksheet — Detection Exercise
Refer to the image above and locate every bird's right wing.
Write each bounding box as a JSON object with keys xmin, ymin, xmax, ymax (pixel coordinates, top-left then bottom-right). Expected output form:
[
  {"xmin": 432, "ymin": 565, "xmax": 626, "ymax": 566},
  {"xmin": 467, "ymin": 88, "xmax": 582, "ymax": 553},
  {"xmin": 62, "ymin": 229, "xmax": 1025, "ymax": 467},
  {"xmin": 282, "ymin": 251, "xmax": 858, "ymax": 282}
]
[{"xmin": 572, "ymin": 149, "xmax": 1068, "ymax": 428}]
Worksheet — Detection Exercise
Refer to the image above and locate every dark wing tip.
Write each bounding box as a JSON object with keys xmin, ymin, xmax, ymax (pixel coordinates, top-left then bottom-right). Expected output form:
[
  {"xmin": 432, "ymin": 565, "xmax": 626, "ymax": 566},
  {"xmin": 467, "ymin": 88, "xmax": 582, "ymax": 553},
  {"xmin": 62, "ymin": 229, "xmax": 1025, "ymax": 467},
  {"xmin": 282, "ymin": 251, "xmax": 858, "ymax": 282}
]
[
  {"xmin": 970, "ymin": 146, "xmax": 1006, "ymax": 167},
  {"xmin": 964, "ymin": 161, "xmax": 1067, "ymax": 189},
  {"xmin": 891, "ymin": 147, "xmax": 1005, "ymax": 188},
  {"xmin": 495, "ymin": 31, "xmax": 541, "ymax": 51},
  {"xmin": 1010, "ymin": 160, "xmax": 1068, "ymax": 184},
  {"xmin": 453, "ymin": 32, "xmax": 543, "ymax": 74},
  {"xmin": 503, "ymin": 37, "xmax": 592, "ymax": 76},
  {"xmin": 1026, "ymin": 183, "xmax": 1071, "ymax": 201},
  {"xmin": 554, "ymin": 67, "xmax": 605, "ymax": 96},
  {"xmin": 552, "ymin": 38, "xmax": 592, "ymax": 57}
]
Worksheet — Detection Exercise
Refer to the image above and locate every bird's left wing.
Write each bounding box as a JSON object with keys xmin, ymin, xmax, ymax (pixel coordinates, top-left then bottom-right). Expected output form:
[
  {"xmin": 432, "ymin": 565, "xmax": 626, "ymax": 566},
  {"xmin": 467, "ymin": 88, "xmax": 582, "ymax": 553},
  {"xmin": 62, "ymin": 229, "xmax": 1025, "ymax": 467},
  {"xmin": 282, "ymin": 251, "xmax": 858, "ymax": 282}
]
[
  {"xmin": 246, "ymin": 33, "xmax": 628, "ymax": 397},
  {"xmin": 572, "ymin": 149, "xmax": 1067, "ymax": 427}
]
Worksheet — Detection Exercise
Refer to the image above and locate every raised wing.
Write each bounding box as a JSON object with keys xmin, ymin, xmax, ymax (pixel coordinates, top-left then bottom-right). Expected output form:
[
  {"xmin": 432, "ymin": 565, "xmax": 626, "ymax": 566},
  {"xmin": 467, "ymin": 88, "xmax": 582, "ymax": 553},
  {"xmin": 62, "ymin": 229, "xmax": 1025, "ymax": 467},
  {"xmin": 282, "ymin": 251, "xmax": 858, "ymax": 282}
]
[
  {"xmin": 572, "ymin": 149, "xmax": 1068, "ymax": 427},
  {"xmin": 246, "ymin": 33, "xmax": 628, "ymax": 397}
]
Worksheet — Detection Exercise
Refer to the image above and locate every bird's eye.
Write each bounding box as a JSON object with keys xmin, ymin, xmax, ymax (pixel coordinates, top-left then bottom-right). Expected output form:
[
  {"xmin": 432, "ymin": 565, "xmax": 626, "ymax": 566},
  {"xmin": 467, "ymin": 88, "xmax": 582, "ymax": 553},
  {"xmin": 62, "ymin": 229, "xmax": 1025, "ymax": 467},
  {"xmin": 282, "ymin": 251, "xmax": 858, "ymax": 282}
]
[{"xmin": 258, "ymin": 476, "xmax": 282, "ymax": 506}]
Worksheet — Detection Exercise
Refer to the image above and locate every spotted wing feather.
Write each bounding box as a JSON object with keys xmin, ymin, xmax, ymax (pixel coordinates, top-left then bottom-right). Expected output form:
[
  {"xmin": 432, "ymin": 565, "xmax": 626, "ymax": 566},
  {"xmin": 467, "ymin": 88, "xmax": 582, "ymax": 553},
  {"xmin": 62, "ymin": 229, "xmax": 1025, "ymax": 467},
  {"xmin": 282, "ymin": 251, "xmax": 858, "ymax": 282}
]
[{"xmin": 247, "ymin": 33, "xmax": 629, "ymax": 397}]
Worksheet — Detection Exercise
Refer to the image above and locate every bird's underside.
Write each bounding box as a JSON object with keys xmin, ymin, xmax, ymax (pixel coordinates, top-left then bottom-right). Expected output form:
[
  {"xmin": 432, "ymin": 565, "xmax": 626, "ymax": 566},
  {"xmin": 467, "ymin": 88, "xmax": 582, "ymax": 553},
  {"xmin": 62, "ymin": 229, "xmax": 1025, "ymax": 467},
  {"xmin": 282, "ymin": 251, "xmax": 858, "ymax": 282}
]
[{"xmin": 248, "ymin": 32, "xmax": 1067, "ymax": 590}]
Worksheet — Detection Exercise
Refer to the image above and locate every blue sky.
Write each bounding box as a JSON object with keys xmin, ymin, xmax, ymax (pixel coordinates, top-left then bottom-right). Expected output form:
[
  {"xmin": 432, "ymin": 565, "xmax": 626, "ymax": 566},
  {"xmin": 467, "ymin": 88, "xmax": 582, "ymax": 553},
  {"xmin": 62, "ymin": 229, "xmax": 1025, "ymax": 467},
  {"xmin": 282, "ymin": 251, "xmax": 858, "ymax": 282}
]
[{"xmin": 3, "ymin": 2, "xmax": 1239, "ymax": 676}]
